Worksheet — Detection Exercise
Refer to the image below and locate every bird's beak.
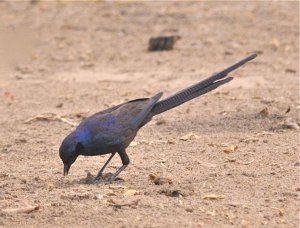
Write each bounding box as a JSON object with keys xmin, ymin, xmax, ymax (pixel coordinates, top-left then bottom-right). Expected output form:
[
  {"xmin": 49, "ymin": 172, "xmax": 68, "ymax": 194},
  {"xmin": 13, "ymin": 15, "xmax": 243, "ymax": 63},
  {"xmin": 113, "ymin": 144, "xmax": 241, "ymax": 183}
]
[{"xmin": 64, "ymin": 164, "xmax": 70, "ymax": 176}]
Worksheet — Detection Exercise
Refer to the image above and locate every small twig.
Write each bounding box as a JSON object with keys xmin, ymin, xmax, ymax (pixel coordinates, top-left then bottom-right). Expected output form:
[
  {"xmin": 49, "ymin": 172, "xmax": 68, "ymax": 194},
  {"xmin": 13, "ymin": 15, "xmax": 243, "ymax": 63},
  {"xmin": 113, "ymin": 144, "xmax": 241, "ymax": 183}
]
[
  {"xmin": 24, "ymin": 113, "xmax": 78, "ymax": 127},
  {"xmin": 2, "ymin": 199, "xmax": 39, "ymax": 214}
]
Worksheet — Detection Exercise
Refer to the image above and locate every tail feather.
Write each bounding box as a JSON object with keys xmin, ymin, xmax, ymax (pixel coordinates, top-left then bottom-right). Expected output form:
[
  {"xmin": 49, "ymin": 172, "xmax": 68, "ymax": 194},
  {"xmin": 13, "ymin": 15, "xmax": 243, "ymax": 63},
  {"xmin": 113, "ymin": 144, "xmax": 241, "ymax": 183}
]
[{"xmin": 151, "ymin": 53, "xmax": 257, "ymax": 116}]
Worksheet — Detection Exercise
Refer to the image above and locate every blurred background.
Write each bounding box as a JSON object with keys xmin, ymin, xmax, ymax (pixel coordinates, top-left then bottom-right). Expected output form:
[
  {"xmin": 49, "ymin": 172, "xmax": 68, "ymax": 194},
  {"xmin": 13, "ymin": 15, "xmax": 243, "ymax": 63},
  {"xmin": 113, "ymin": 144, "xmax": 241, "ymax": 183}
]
[{"xmin": 0, "ymin": 1, "xmax": 299, "ymax": 227}]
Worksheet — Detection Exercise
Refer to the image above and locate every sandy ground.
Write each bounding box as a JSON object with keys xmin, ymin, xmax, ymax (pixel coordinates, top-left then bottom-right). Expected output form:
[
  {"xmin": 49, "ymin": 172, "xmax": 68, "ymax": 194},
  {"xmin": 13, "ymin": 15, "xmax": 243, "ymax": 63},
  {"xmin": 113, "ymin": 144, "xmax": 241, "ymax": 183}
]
[{"xmin": 0, "ymin": 1, "xmax": 299, "ymax": 227}]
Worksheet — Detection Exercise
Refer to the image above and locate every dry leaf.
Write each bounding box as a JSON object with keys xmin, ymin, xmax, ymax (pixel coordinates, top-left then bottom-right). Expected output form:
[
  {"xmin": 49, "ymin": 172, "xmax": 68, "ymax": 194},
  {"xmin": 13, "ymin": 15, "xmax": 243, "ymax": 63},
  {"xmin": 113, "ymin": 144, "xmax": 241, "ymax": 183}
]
[
  {"xmin": 149, "ymin": 174, "xmax": 172, "ymax": 185},
  {"xmin": 47, "ymin": 183, "xmax": 54, "ymax": 191},
  {"xmin": 25, "ymin": 113, "xmax": 77, "ymax": 127},
  {"xmin": 2, "ymin": 205, "xmax": 39, "ymax": 214},
  {"xmin": 283, "ymin": 118, "xmax": 299, "ymax": 130},
  {"xmin": 180, "ymin": 132, "xmax": 199, "ymax": 141},
  {"xmin": 202, "ymin": 194, "xmax": 225, "ymax": 200},
  {"xmin": 270, "ymin": 37, "xmax": 280, "ymax": 50},
  {"xmin": 223, "ymin": 145, "xmax": 238, "ymax": 154},
  {"xmin": 2, "ymin": 199, "xmax": 39, "ymax": 214},
  {"xmin": 123, "ymin": 189, "xmax": 140, "ymax": 196}
]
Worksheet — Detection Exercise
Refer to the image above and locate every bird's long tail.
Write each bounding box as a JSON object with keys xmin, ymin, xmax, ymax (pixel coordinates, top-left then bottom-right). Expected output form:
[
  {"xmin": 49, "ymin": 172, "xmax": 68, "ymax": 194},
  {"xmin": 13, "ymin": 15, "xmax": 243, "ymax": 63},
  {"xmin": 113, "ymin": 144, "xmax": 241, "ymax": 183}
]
[{"xmin": 151, "ymin": 53, "xmax": 257, "ymax": 116}]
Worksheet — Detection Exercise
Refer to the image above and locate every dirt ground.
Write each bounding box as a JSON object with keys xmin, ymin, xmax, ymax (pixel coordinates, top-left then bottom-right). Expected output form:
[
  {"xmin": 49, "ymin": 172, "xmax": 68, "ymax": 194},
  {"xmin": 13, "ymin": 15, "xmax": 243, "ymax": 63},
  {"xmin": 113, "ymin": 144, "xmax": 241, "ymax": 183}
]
[{"xmin": 0, "ymin": 1, "xmax": 299, "ymax": 227}]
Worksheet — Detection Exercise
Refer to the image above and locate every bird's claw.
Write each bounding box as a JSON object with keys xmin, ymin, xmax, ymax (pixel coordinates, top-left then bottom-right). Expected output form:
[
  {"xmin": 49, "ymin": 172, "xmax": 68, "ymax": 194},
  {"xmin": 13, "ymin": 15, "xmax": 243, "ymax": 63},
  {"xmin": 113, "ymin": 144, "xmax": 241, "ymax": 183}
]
[{"xmin": 93, "ymin": 173, "xmax": 114, "ymax": 184}]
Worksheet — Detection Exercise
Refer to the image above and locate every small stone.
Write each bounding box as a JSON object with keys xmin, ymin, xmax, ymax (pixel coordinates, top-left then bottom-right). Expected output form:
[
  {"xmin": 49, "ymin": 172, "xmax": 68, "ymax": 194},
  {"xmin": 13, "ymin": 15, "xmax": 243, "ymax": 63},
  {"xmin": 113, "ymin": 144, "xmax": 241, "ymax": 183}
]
[
  {"xmin": 294, "ymin": 162, "xmax": 300, "ymax": 167},
  {"xmin": 285, "ymin": 68, "xmax": 296, "ymax": 73},
  {"xmin": 15, "ymin": 138, "xmax": 27, "ymax": 143},
  {"xmin": 223, "ymin": 145, "xmax": 238, "ymax": 154},
  {"xmin": 155, "ymin": 119, "xmax": 166, "ymax": 125},
  {"xmin": 185, "ymin": 207, "xmax": 194, "ymax": 212},
  {"xmin": 270, "ymin": 37, "xmax": 280, "ymax": 50},
  {"xmin": 258, "ymin": 107, "xmax": 269, "ymax": 117},
  {"xmin": 154, "ymin": 178, "xmax": 172, "ymax": 185}
]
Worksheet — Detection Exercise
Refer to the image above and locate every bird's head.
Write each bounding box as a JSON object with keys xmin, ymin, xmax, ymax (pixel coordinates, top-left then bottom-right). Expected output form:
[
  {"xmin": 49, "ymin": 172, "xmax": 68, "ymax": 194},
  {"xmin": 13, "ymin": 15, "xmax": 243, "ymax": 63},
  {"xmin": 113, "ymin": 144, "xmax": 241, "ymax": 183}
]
[{"xmin": 59, "ymin": 132, "xmax": 83, "ymax": 176}]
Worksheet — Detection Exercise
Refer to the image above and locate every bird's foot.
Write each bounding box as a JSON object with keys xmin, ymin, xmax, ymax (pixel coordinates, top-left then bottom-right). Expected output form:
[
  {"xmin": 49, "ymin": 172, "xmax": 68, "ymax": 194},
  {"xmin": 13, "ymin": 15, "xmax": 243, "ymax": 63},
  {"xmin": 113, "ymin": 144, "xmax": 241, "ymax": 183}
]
[
  {"xmin": 93, "ymin": 173, "xmax": 124, "ymax": 185},
  {"xmin": 93, "ymin": 173, "xmax": 114, "ymax": 184}
]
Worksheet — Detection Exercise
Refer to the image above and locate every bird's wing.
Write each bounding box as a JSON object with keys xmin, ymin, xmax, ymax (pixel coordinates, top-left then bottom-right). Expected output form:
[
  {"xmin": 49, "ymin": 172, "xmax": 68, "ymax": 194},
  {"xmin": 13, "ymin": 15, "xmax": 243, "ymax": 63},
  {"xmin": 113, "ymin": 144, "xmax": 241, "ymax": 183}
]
[
  {"xmin": 113, "ymin": 92, "xmax": 163, "ymax": 130},
  {"xmin": 84, "ymin": 103, "xmax": 125, "ymax": 121},
  {"xmin": 76, "ymin": 93, "xmax": 163, "ymax": 147}
]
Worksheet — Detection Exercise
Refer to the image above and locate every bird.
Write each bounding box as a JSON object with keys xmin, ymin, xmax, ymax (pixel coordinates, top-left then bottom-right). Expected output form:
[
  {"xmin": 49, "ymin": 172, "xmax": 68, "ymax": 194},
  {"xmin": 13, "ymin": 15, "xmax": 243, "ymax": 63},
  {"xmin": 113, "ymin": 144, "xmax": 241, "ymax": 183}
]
[{"xmin": 59, "ymin": 53, "xmax": 257, "ymax": 183}]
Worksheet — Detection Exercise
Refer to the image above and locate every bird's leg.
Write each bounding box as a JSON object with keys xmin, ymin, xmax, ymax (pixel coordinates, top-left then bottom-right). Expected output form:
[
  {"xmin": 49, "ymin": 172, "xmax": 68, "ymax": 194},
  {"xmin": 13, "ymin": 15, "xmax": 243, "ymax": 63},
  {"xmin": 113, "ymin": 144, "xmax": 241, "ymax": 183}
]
[
  {"xmin": 94, "ymin": 152, "xmax": 116, "ymax": 181},
  {"xmin": 109, "ymin": 149, "xmax": 130, "ymax": 183}
]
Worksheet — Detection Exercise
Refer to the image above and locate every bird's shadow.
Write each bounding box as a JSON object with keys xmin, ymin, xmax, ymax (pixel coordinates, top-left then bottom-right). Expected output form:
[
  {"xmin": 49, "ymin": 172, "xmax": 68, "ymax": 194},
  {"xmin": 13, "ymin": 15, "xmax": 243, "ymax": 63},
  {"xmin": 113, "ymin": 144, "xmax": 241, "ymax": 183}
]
[{"xmin": 77, "ymin": 172, "xmax": 124, "ymax": 185}]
